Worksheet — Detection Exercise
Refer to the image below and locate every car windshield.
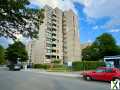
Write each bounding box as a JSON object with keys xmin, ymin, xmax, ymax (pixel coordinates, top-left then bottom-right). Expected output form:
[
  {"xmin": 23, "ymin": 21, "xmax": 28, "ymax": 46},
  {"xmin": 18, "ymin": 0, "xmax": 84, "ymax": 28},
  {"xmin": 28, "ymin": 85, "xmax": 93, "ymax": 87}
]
[{"xmin": 96, "ymin": 69, "xmax": 105, "ymax": 72}]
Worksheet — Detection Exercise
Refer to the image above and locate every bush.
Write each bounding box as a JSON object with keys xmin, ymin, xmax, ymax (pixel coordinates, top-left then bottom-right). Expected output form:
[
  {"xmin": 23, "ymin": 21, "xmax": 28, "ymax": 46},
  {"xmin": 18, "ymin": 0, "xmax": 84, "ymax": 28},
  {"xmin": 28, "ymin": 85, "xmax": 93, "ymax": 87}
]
[
  {"xmin": 72, "ymin": 61, "xmax": 105, "ymax": 71},
  {"xmin": 33, "ymin": 64, "xmax": 50, "ymax": 69},
  {"xmin": 51, "ymin": 60, "xmax": 61, "ymax": 64},
  {"xmin": 52, "ymin": 64, "xmax": 65, "ymax": 68}
]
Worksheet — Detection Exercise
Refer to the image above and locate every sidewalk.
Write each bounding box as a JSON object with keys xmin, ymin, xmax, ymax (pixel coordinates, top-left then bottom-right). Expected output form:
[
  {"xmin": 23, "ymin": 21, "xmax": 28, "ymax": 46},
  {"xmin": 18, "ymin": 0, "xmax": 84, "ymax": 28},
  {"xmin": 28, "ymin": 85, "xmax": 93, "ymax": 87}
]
[{"xmin": 22, "ymin": 69, "xmax": 83, "ymax": 78}]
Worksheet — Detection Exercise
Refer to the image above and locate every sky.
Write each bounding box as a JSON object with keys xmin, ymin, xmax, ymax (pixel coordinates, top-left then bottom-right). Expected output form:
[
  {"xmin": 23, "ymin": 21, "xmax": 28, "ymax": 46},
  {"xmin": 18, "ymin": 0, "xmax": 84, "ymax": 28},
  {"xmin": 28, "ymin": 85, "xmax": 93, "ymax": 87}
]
[
  {"xmin": 28, "ymin": 0, "xmax": 120, "ymax": 45},
  {"xmin": 0, "ymin": 0, "xmax": 120, "ymax": 47}
]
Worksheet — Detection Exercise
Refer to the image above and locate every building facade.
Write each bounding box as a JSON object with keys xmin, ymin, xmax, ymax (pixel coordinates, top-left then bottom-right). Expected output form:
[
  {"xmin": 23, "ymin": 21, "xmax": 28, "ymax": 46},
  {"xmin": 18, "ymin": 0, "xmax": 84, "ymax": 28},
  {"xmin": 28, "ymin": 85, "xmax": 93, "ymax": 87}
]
[{"xmin": 27, "ymin": 5, "xmax": 81, "ymax": 64}]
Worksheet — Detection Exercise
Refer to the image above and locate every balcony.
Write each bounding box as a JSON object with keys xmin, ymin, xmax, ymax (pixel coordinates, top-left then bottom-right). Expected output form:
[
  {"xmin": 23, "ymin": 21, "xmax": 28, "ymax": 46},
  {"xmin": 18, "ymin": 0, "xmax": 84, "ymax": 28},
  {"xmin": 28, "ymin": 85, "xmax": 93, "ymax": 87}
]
[
  {"xmin": 51, "ymin": 49, "xmax": 56, "ymax": 52},
  {"xmin": 52, "ymin": 38, "xmax": 56, "ymax": 41},
  {"xmin": 45, "ymin": 55, "xmax": 51, "ymax": 59},
  {"xmin": 52, "ymin": 19, "xmax": 57, "ymax": 22},
  {"xmin": 52, "ymin": 26, "xmax": 57, "ymax": 30},
  {"xmin": 52, "ymin": 33, "xmax": 56, "ymax": 36},
  {"xmin": 52, "ymin": 28, "xmax": 57, "ymax": 31},
  {"xmin": 52, "ymin": 44, "xmax": 56, "ymax": 47},
  {"xmin": 52, "ymin": 47, "xmax": 57, "ymax": 50},
  {"xmin": 52, "ymin": 23, "xmax": 57, "ymax": 26},
  {"xmin": 46, "ymin": 47, "xmax": 52, "ymax": 50},
  {"xmin": 52, "ymin": 14, "xmax": 57, "ymax": 17}
]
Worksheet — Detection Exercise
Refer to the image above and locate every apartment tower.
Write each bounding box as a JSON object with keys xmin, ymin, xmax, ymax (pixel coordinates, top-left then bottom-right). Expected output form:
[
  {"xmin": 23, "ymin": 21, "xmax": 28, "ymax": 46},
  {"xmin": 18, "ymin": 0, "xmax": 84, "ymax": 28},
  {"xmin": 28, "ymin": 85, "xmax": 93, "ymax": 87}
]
[{"xmin": 27, "ymin": 5, "xmax": 81, "ymax": 64}]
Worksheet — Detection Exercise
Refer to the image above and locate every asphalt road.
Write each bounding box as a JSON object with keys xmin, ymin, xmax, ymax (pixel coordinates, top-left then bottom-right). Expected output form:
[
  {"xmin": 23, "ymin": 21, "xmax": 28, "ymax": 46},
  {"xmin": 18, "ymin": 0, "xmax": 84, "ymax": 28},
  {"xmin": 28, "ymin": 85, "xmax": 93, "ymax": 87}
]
[{"xmin": 0, "ymin": 68, "xmax": 110, "ymax": 90}]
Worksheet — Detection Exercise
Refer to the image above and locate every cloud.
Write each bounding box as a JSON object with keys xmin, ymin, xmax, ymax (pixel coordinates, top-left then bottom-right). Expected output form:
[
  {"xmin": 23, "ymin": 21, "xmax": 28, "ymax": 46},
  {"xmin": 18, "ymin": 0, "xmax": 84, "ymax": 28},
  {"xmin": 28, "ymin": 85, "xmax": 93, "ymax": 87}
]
[
  {"xmin": 93, "ymin": 25, "xmax": 99, "ymax": 30},
  {"xmin": 0, "ymin": 34, "xmax": 31, "ymax": 48},
  {"xmin": 82, "ymin": 0, "xmax": 120, "ymax": 31},
  {"xmin": 104, "ymin": 18, "xmax": 120, "ymax": 29},
  {"xmin": 83, "ymin": 0, "xmax": 120, "ymax": 18},
  {"xmin": 109, "ymin": 29, "xmax": 120, "ymax": 33},
  {"xmin": 29, "ymin": 0, "xmax": 84, "ymax": 14},
  {"xmin": 13, "ymin": 33, "xmax": 31, "ymax": 45},
  {"xmin": 86, "ymin": 39, "xmax": 93, "ymax": 43},
  {"xmin": 0, "ymin": 37, "xmax": 13, "ymax": 48},
  {"xmin": 29, "ymin": 0, "xmax": 120, "ymax": 22}
]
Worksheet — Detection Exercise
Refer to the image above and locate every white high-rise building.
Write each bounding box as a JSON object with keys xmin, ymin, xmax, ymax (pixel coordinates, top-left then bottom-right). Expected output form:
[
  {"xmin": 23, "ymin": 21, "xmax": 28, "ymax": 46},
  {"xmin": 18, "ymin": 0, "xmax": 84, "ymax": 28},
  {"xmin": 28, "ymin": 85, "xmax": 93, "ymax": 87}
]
[{"xmin": 27, "ymin": 5, "xmax": 81, "ymax": 64}]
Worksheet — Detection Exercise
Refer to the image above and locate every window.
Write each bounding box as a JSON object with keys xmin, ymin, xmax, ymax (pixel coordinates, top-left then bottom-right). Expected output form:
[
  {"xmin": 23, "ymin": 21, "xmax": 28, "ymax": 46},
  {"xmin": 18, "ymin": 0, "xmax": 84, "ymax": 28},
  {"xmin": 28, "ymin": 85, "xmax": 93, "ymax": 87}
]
[
  {"xmin": 57, "ymin": 56, "xmax": 59, "ymax": 59},
  {"xmin": 52, "ymin": 44, "xmax": 56, "ymax": 47},
  {"xmin": 52, "ymin": 19, "xmax": 57, "ymax": 22},
  {"xmin": 105, "ymin": 69, "xmax": 113, "ymax": 72},
  {"xmin": 52, "ymin": 14, "xmax": 56, "ymax": 17},
  {"xmin": 45, "ymin": 55, "xmax": 51, "ymax": 59},
  {"xmin": 96, "ymin": 69, "xmax": 105, "ymax": 73},
  {"xmin": 52, "ymin": 50, "xmax": 56, "ymax": 53},
  {"xmin": 52, "ymin": 23, "xmax": 56, "ymax": 26},
  {"xmin": 52, "ymin": 55, "xmax": 56, "ymax": 58},
  {"xmin": 52, "ymin": 33, "xmax": 56, "ymax": 36},
  {"xmin": 52, "ymin": 38, "xmax": 56, "ymax": 41},
  {"xmin": 52, "ymin": 28, "xmax": 56, "ymax": 31}
]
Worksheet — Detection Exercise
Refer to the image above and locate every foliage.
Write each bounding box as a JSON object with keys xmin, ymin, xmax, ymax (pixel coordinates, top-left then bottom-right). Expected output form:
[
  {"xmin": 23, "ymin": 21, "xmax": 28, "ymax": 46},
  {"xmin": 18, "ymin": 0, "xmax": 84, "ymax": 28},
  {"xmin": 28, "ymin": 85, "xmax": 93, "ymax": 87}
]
[
  {"xmin": 82, "ymin": 33, "xmax": 120, "ymax": 61},
  {"xmin": 52, "ymin": 64, "xmax": 65, "ymax": 68},
  {"xmin": 33, "ymin": 64, "xmax": 50, "ymax": 69},
  {"xmin": 0, "ymin": 45, "xmax": 5, "ymax": 64},
  {"xmin": 0, "ymin": 0, "xmax": 44, "ymax": 40},
  {"xmin": 33, "ymin": 62, "xmax": 105, "ymax": 71},
  {"xmin": 6, "ymin": 41, "xmax": 28, "ymax": 64},
  {"xmin": 82, "ymin": 46, "xmax": 101, "ymax": 61},
  {"xmin": 51, "ymin": 60, "xmax": 61, "ymax": 64},
  {"xmin": 72, "ymin": 61, "xmax": 105, "ymax": 71},
  {"xmin": 33, "ymin": 64, "xmax": 68, "ymax": 72}
]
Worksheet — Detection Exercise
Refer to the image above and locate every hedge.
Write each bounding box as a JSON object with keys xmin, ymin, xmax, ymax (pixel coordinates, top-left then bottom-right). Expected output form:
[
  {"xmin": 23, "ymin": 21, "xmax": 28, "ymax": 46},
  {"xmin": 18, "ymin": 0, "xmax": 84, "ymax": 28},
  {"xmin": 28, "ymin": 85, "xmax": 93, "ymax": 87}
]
[
  {"xmin": 33, "ymin": 64, "xmax": 50, "ymax": 69},
  {"xmin": 72, "ymin": 61, "xmax": 105, "ymax": 71},
  {"xmin": 33, "ymin": 61, "xmax": 106, "ymax": 71},
  {"xmin": 33, "ymin": 64, "xmax": 65, "ymax": 69}
]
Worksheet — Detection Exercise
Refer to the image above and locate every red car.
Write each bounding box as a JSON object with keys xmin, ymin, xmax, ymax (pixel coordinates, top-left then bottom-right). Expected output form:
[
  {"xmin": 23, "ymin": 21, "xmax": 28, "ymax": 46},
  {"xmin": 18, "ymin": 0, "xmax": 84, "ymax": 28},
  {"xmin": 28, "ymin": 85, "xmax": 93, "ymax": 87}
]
[{"xmin": 82, "ymin": 67, "xmax": 120, "ymax": 81}]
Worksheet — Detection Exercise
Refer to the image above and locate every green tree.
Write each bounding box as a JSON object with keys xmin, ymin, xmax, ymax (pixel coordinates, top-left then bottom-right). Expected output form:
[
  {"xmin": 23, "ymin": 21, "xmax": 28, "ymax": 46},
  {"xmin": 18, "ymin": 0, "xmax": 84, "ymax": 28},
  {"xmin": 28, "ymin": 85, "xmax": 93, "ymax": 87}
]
[
  {"xmin": 0, "ymin": 45, "xmax": 5, "ymax": 64},
  {"xmin": 82, "ymin": 33, "xmax": 120, "ymax": 61},
  {"xmin": 82, "ymin": 46, "xmax": 100, "ymax": 61},
  {"xmin": 0, "ymin": 0, "xmax": 44, "ymax": 40},
  {"xmin": 93, "ymin": 33, "xmax": 120, "ymax": 57},
  {"xmin": 6, "ymin": 41, "xmax": 28, "ymax": 64}
]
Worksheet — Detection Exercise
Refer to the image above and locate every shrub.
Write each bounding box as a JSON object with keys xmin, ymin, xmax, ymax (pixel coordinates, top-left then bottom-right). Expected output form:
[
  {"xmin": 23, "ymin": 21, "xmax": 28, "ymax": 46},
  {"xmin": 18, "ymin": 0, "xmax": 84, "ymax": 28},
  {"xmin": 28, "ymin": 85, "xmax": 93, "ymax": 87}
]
[
  {"xmin": 72, "ymin": 61, "xmax": 105, "ymax": 71},
  {"xmin": 33, "ymin": 64, "xmax": 50, "ymax": 69},
  {"xmin": 51, "ymin": 60, "xmax": 61, "ymax": 64},
  {"xmin": 52, "ymin": 64, "xmax": 65, "ymax": 68}
]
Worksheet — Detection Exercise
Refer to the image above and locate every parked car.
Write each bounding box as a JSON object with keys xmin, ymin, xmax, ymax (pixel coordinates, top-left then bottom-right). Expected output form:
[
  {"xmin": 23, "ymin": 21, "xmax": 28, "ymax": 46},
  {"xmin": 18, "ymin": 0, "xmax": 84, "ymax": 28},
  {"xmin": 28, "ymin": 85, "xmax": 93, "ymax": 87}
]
[
  {"xmin": 81, "ymin": 67, "xmax": 120, "ymax": 81},
  {"xmin": 14, "ymin": 64, "xmax": 21, "ymax": 71},
  {"xmin": 8, "ymin": 64, "xmax": 21, "ymax": 71}
]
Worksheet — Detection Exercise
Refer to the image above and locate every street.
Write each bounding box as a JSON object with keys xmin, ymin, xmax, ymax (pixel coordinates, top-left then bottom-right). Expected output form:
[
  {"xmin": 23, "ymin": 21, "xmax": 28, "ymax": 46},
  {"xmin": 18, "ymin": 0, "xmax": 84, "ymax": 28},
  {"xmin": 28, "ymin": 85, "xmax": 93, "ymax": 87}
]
[{"xmin": 0, "ymin": 69, "xmax": 110, "ymax": 90}]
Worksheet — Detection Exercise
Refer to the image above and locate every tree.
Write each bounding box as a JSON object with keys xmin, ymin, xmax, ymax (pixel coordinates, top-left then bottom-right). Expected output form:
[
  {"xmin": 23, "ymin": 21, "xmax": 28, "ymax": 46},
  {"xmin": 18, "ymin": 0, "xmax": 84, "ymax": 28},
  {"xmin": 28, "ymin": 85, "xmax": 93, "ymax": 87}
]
[
  {"xmin": 82, "ymin": 33, "xmax": 120, "ymax": 61},
  {"xmin": 0, "ymin": 0, "xmax": 44, "ymax": 40},
  {"xmin": 0, "ymin": 45, "xmax": 5, "ymax": 64},
  {"xmin": 6, "ymin": 41, "xmax": 28, "ymax": 64},
  {"xmin": 93, "ymin": 33, "xmax": 120, "ymax": 57}
]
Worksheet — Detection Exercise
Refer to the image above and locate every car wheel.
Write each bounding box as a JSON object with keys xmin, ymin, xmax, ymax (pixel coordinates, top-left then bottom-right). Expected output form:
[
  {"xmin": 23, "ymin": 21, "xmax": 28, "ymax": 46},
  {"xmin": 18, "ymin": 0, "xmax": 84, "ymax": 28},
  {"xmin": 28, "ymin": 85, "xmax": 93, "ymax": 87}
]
[{"xmin": 85, "ymin": 76, "xmax": 91, "ymax": 81}]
